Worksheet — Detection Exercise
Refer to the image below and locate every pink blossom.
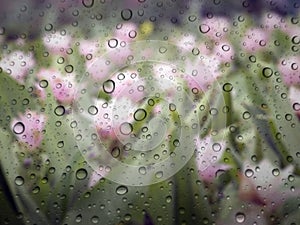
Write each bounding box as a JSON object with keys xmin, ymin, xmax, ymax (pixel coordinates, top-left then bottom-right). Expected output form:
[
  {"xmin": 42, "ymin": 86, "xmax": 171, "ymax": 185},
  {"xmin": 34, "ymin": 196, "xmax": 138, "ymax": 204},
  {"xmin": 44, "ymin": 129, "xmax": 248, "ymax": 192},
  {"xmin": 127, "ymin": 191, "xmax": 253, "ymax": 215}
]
[
  {"xmin": 278, "ymin": 56, "xmax": 300, "ymax": 86},
  {"xmin": 195, "ymin": 135, "xmax": 230, "ymax": 183},
  {"xmin": 11, "ymin": 110, "xmax": 46, "ymax": 150},
  {"xmin": 288, "ymin": 86, "xmax": 300, "ymax": 118},
  {"xmin": 113, "ymin": 22, "xmax": 138, "ymax": 43},
  {"xmin": 200, "ymin": 17, "xmax": 230, "ymax": 41},
  {"xmin": 242, "ymin": 28, "xmax": 270, "ymax": 52},
  {"xmin": 213, "ymin": 42, "xmax": 235, "ymax": 63},
  {"xmin": 174, "ymin": 34, "xmax": 196, "ymax": 52},
  {"xmin": 37, "ymin": 68, "xmax": 76, "ymax": 104},
  {"xmin": 262, "ymin": 12, "xmax": 288, "ymax": 32},
  {"xmin": 109, "ymin": 70, "xmax": 145, "ymax": 103},
  {"xmin": 239, "ymin": 160, "xmax": 299, "ymax": 211},
  {"xmin": 0, "ymin": 50, "xmax": 35, "ymax": 83},
  {"xmin": 43, "ymin": 31, "xmax": 72, "ymax": 55},
  {"xmin": 185, "ymin": 56, "xmax": 222, "ymax": 91}
]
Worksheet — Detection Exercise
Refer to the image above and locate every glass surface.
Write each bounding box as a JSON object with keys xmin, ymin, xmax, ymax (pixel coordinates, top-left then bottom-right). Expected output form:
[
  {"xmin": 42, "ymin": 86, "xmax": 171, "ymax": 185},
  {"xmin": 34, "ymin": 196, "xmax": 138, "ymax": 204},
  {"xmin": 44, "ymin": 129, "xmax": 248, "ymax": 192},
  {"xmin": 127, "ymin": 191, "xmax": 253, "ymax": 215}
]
[{"xmin": 0, "ymin": 0, "xmax": 299, "ymax": 224}]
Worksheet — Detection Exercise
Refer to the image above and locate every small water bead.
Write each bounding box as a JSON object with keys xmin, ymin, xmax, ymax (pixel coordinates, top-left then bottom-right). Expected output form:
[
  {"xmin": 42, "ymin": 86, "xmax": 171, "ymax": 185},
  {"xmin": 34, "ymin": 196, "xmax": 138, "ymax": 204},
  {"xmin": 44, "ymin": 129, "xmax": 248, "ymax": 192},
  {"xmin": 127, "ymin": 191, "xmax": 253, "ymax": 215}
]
[
  {"xmin": 223, "ymin": 83, "xmax": 233, "ymax": 92},
  {"xmin": 155, "ymin": 171, "xmax": 163, "ymax": 179},
  {"xmin": 262, "ymin": 67, "xmax": 273, "ymax": 78},
  {"xmin": 111, "ymin": 147, "xmax": 121, "ymax": 158},
  {"xmin": 82, "ymin": 0, "xmax": 94, "ymax": 8},
  {"xmin": 119, "ymin": 122, "xmax": 133, "ymax": 135},
  {"xmin": 13, "ymin": 122, "xmax": 25, "ymax": 134},
  {"xmin": 15, "ymin": 176, "xmax": 25, "ymax": 186},
  {"xmin": 108, "ymin": 39, "xmax": 118, "ymax": 48},
  {"xmin": 138, "ymin": 166, "xmax": 147, "ymax": 175},
  {"xmin": 242, "ymin": 111, "xmax": 251, "ymax": 120},
  {"xmin": 245, "ymin": 169, "xmax": 254, "ymax": 178},
  {"xmin": 116, "ymin": 185, "xmax": 128, "ymax": 195},
  {"xmin": 103, "ymin": 80, "xmax": 115, "ymax": 94},
  {"xmin": 235, "ymin": 212, "xmax": 246, "ymax": 223},
  {"xmin": 121, "ymin": 9, "xmax": 133, "ymax": 21},
  {"xmin": 75, "ymin": 214, "xmax": 82, "ymax": 223},
  {"xmin": 169, "ymin": 103, "xmax": 176, "ymax": 111},
  {"xmin": 88, "ymin": 105, "xmax": 98, "ymax": 115},
  {"xmin": 272, "ymin": 168, "xmax": 280, "ymax": 176},
  {"xmin": 133, "ymin": 108, "xmax": 147, "ymax": 121},
  {"xmin": 39, "ymin": 80, "xmax": 48, "ymax": 88},
  {"xmin": 212, "ymin": 143, "xmax": 222, "ymax": 152},
  {"xmin": 54, "ymin": 105, "xmax": 65, "ymax": 116},
  {"xmin": 75, "ymin": 168, "xmax": 88, "ymax": 180},
  {"xmin": 199, "ymin": 24, "xmax": 210, "ymax": 33},
  {"xmin": 91, "ymin": 216, "xmax": 99, "ymax": 224}
]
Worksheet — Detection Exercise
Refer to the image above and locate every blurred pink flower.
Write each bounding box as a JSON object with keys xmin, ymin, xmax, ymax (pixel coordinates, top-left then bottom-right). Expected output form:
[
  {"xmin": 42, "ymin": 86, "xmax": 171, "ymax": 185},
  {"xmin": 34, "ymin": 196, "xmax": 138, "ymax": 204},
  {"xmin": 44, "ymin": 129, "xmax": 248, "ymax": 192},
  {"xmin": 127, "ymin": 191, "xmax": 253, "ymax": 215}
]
[
  {"xmin": 200, "ymin": 17, "xmax": 230, "ymax": 41},
  {"xmin": 185, "ymin": 56, "xmax": 222, "ymax": 91},
  {"xmin": 43, "ymin": 31, "xmax": 72, "ymax": 55},
  {"xmin": 239, "ymin": 160, "xmax": 299, "ymax": 211},
  {"xmin": 195, "ymin": 135, "xmax": 230, "ymax": 183},
  {"xmin": 288, "ymin": 86, "xmax": 300, "ymax": 119},
  {"xmin": 113, "ymin": 22, "xmax": 138, "ymax": 43},
  {"xmin": 11, "ymin": 110, "xmax": 46, "ymax": 150},
  {"xmin": 262, "ymin": 12, "xmax": 288, "ymax": 32},
  {"xmin": 174, "ymin": 34, "xmax": 196, "ymax": 52},
  {"xmin": 0, "ymin": 50, "xmax": 35, "ymax": 83},
  {"xmin": 109, "ymin": 70, "xmax": 145, "ymax": 103},
  {"xmin": 278, "ymin": 56, "xmax": 300, "ymax": 86},
  {"xmin": 213, "ymin": 42, "xmax": 235, "ymax": 63},
  {"xmin": 37, "ymin": 68, "xmax": 76, "ymax": 104},
  {"xmin": 242, "ymin": 28, "xmax": 270, "ymax": 52}
]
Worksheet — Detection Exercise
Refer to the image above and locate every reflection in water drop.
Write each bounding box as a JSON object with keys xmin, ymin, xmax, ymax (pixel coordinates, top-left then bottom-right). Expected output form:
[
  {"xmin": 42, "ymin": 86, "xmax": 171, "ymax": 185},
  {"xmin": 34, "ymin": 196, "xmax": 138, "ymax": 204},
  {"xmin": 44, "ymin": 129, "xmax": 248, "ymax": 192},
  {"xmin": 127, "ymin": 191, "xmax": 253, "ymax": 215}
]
[
  {"xmin": 235, "ymin": 212, "xmax": 245, "ymax": 223},
  {"xmin": 15, "ymin": 176, "xmax": 25, "ymax": 186},
  {"xmin": 13, "ymin": 122, "xmax": 25, "ymax": 134},
  {"xmin": 76, "ymin": 168, "xmax": 88, "ymax": 180},
  {"xmin": 116, "ymin": 185, "xmax": 128, "ymax": 195}
]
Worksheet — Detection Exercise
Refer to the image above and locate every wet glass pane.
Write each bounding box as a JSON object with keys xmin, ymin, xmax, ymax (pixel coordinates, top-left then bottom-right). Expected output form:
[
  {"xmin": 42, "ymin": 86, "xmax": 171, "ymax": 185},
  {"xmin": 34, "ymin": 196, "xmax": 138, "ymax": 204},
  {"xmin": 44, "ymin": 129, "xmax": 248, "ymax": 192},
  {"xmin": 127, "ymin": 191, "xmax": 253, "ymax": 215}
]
[{"xmin": 0, "ymin": 0, "xmax": 300, "ymax": 224}]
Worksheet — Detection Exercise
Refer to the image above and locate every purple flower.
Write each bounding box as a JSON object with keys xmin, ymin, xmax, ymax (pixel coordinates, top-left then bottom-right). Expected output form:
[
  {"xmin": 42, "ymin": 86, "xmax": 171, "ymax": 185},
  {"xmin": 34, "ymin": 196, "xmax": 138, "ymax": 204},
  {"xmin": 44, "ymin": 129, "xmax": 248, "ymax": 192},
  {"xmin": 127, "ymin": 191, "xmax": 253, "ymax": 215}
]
[
  {"xmin": 11, "ymin": 110, "xmax": 46, "ymax": 150},
  {"xmin": 0, "ymin": 50, "xmax": 35, "ymax": 83}
]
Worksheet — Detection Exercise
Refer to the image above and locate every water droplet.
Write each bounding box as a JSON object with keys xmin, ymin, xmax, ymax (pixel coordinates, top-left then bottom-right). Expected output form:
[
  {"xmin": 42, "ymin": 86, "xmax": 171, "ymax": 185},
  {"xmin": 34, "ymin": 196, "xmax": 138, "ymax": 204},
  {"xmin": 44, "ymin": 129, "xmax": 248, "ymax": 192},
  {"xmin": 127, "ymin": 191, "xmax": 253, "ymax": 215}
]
[
  {"xmin": 129, "ymin": 30, "xmax": 137, "ymax": 39},
  {"xmin": 108, "ymin": 39, "xmax": 118, "ymax": 48},
  {"xmin": 82, "ymin": 0, "xmax": 94, "ymax": 8},
  {"xmin": 39, "ymin": 80, "xmax": 48, "ymax": 88},
  {"xmin": 147, "ymin": 98, "xmax": 155, "ymax": 106},
  {"xmin": 57, "ymin": 141, "xmax": 64, "ymax": 148},
  {"xmin": 192, "ymin": 47, "xmax": 200, "ymax": 55},
  {"xmin": 159, "ymin": 47, "xmax": 167, "ymax": 54},
  {"xmin": 103, "ymin": 80, "xmax": 115, "ymax": 94},
  {"xmin": 169, "ymin": 103, "xmax": 176, "ymax": 111},
  {"xmin": 242, "ymin": 111, "xmax": 251, "ymax": 120},
  {"xmin": 13, "ymin": 122, "xmax": 25, "ymax": 134},
  {"xmin": 32, "ymin": 186, "xmax": 40, "ymax": 194},
  {"xmin": 222, "ymin": 44, "xmax": 230, "ymax": 52},
  {"xmin": 223, "ymin": 83, "xmax": 233, "ymax": 92},
  {"xmin": 91, "ymin": 216, "xmax": 99, "ymax": 224},
  {"xmin": 292, "ymin": 36, "xmax": 300, "ymax": 45},
  {"xmin": 155, "ymin": 171, "xmax": 163, "ymax": 179},
  {"xmin": 65, "ymin": 65, "xmax": 74, "ymax": 73},
  {"xmin": 138, "ymin": 166, "xmax": 147, "ymax": 175},
  {"xmin": 133, "ymin": 108, "xmax": 147, "ymax": 121},
  {"xmin": 199, "ymin": 24, "xmax": 210, "ymax": 34},
  {"xmin": 212, "ymin": 143, "xmax": 222, "ymax": 152},
  {"xmin": 121, "ymin": 9, "xmax": 133, "ymax": 21},
  {"xmin": 88, "ymin": 105, "xmax": 98, "ymax": 115},
  {"xmin": 173, "ymin": 139, "xmax": 180, "ymax": 147},
  {"xmin": 272, "ymin": 168, "xmax": 280, "ymax": 176},
  {"xmin": 75, "ymin": 214, "xmax": 82, "ymax": 223},
  {"xmin": 111, "ymin": 147, "xmax": 121, "ymax": 158},
  {"xmin": 116, "ymin": 185, "xmax": 128, "ymax": 195},
  {"xmin": 262, "ymin": 67, "xmax": 273, "ymax": 78},
  {"xmin": 166, "ymin": 195, "xmax": 172, "ymax": 203},
  {"xmin": 15, "ymin": 176, "xmax": 24, "ymax": 186},
  {"xmin": 235, "ymin": 212, "xmax": 245, "ymax": 223},
  {"xmin": 245, "ymin": 169, "xmax": 254, "ymax": 178},
  {"xmin": 76, "ymin": 168, "xmax": 88, "ymax": 180},
  {"xmin": 119, "ymin": 122, "xmax": 133, "ymax": 135},
  {"xmin": 54, "ymin": 105, "xmax": 65, "ymax": 116}
]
